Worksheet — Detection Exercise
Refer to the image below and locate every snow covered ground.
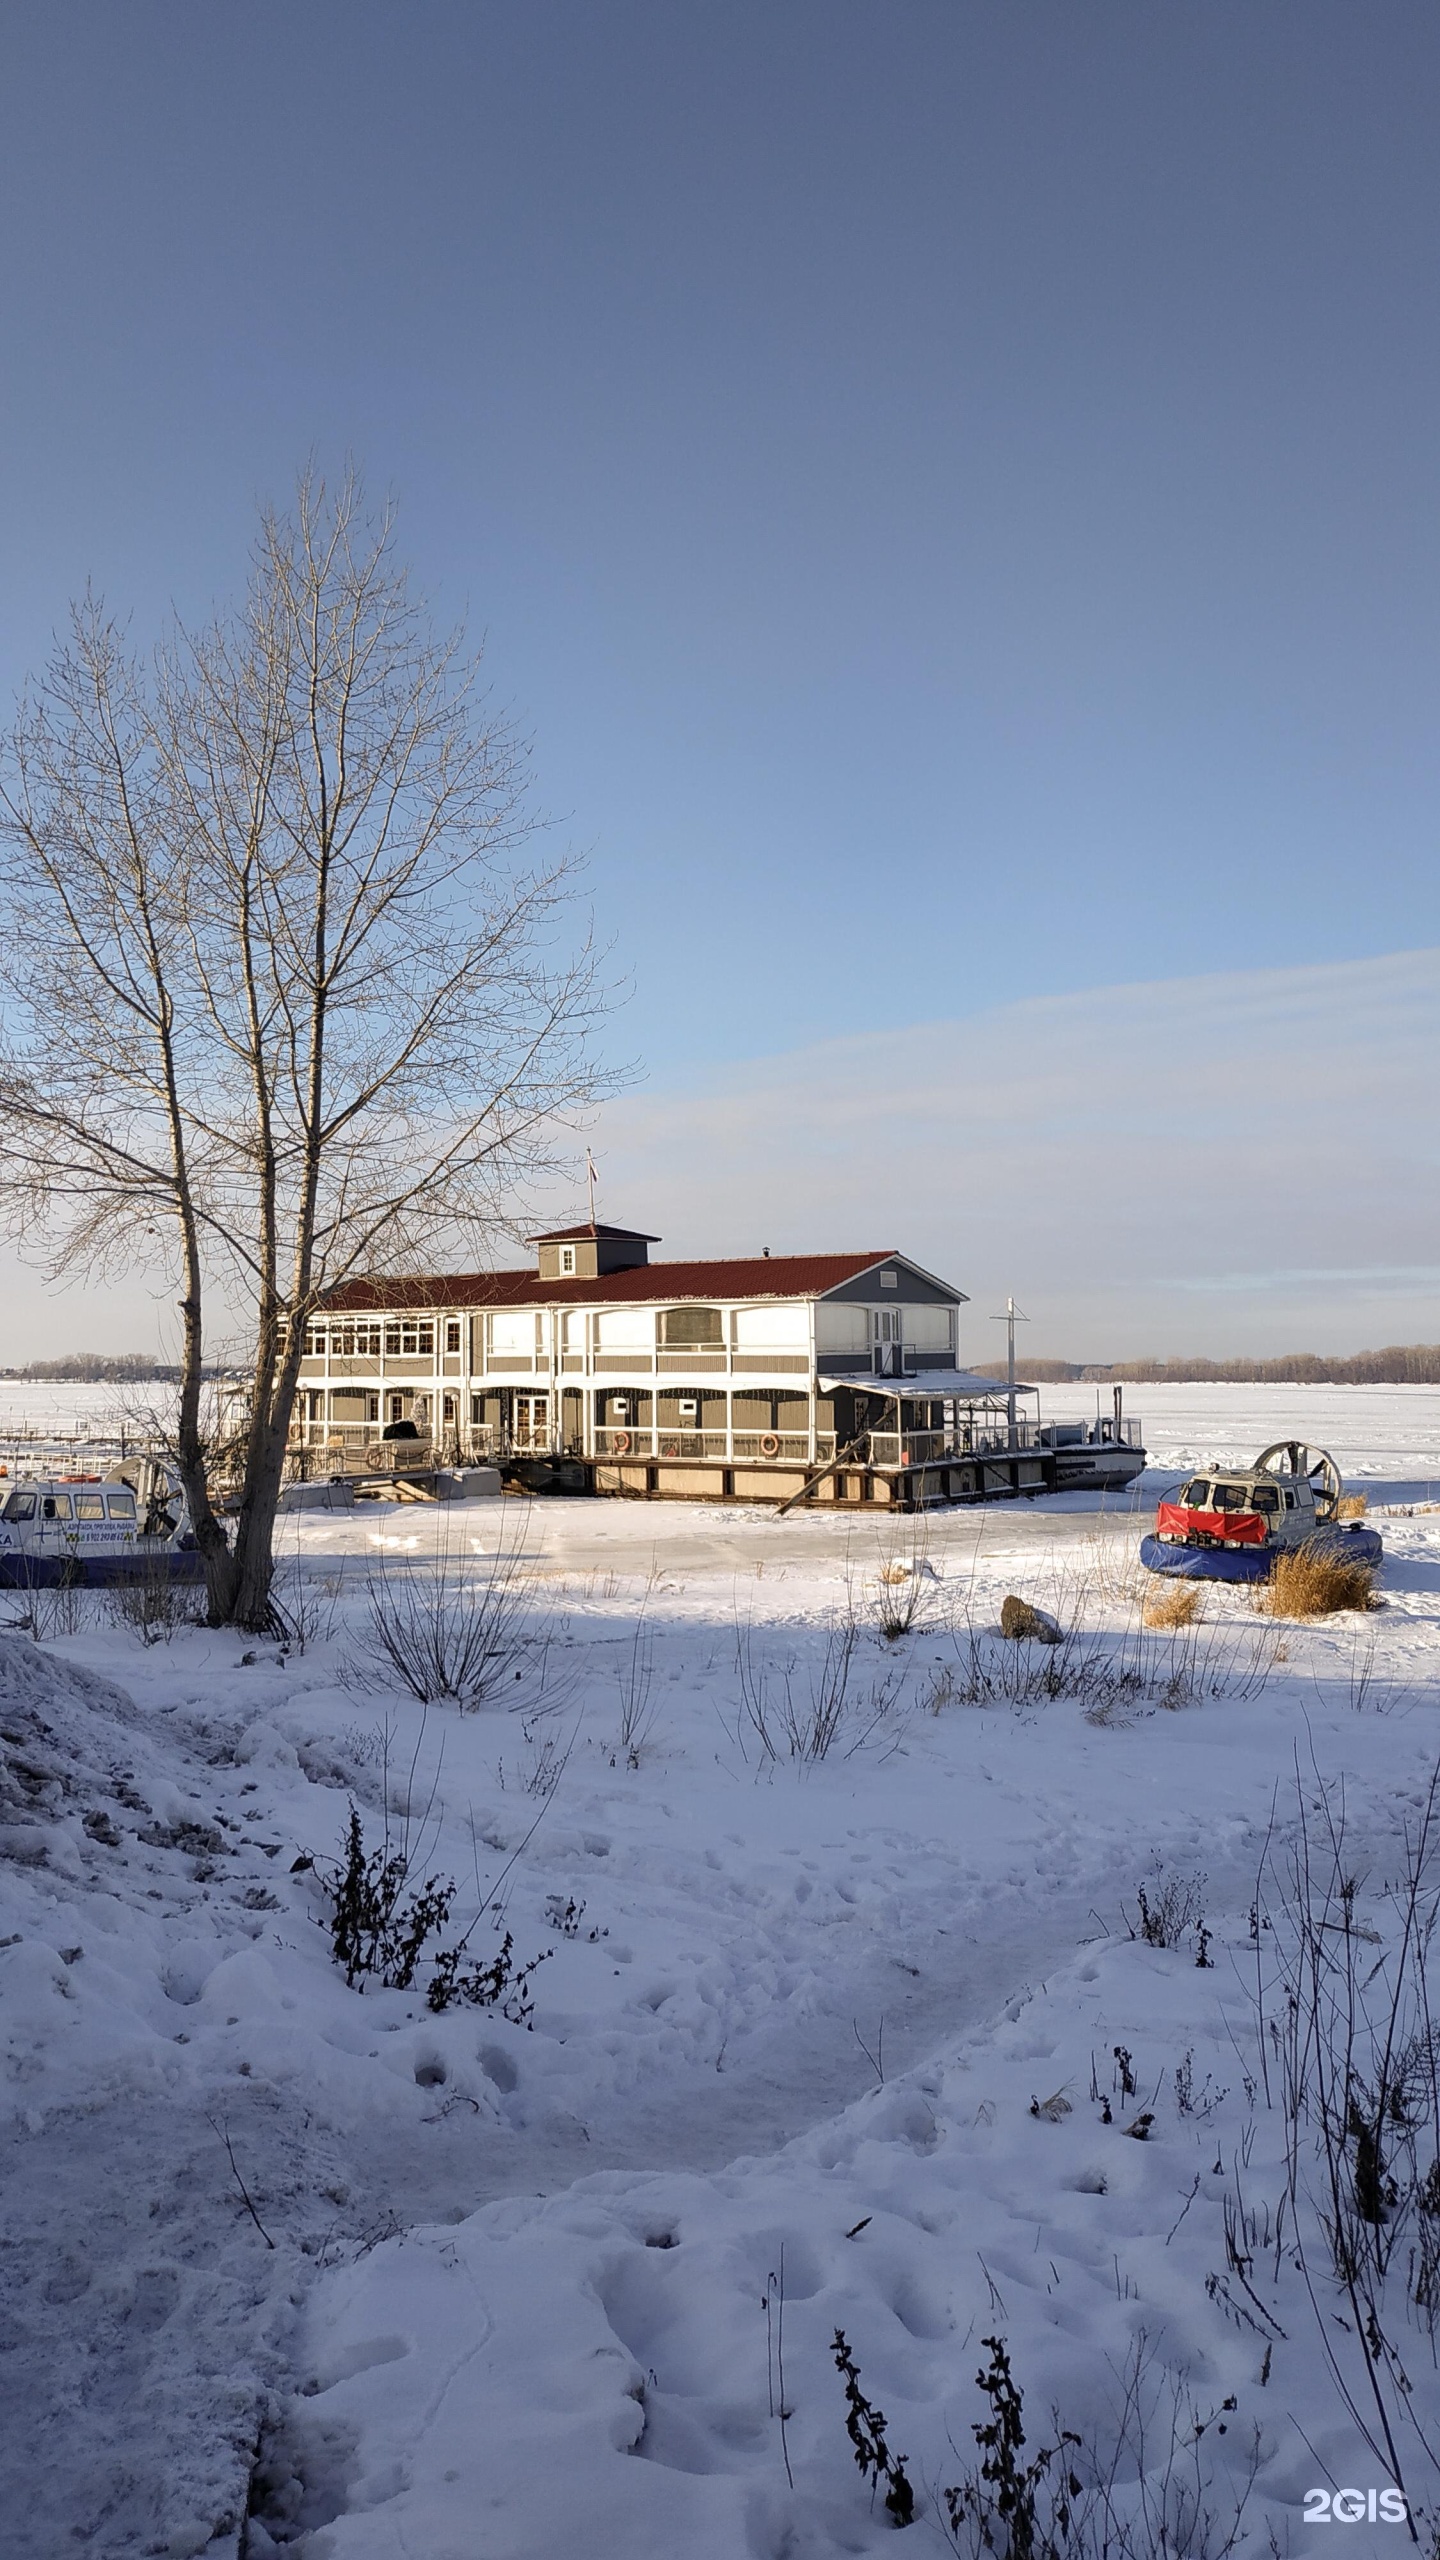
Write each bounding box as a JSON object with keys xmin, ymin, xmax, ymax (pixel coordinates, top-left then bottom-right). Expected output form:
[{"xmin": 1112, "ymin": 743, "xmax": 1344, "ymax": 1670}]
[{"xmin": 5, "ymin": 1389, "xmax": 1440, "ymax": 2556}]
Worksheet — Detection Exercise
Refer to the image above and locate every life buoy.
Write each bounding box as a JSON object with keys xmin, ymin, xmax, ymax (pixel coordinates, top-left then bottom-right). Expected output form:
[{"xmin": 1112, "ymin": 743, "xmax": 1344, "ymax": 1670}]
[
  {"xmin": 759, "ymin": 1432, "xmax": 780, "ymax": 1458},
  {"xmin": 661, "ymin": 1440, "xmax": 680, "ymax": 1458},
  {"xmin": 612, "ymin": 1431, "xmax": 631, "ymax": 1455}
]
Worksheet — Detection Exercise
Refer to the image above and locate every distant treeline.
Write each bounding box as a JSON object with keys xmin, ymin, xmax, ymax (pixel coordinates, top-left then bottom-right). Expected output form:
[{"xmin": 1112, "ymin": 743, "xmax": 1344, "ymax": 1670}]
[
  {"xmin": 0, "ymin": 1354, "xmax": 181, "ymax": 1384},
  {"xmin": 973, "ymin": 1345, "xmax": 1440, "ymax": 1387}
]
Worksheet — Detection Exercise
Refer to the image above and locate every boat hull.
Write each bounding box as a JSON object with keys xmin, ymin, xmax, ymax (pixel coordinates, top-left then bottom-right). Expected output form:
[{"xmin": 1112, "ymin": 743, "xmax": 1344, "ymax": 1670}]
[
  {"xmin": 1139, "ymin": 1525, "xmax": 1384, "ymax": 1584},
  {"xmin": 0, "ymin": 1545, "xmax": 206, "ymax": 1590},
  {"xmin": 1050, "ymin": 1449, "xmax": 1147, "ymax": 1493}
]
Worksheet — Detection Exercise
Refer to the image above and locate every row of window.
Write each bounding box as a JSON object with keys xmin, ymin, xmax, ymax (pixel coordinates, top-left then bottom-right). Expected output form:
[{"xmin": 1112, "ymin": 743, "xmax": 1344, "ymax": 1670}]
[
  {"xmin": 301, "ymin": 1308, "xmax": 785, "ymax": 1357},
  {"xmin": 301, "ymin": 1305, "xmax": 951, "ymax": 1360},
  {"xmin": 3, "ymin": 1488, "xmax": 136, "ymax": 1522},
  {"xmin": 1180, "ymin": 1479, "xmax": 1300, "ymax": 1514},
  {"xmin": 303, "ymin": 1320, "xmax": 464, "ymax": 1358}
]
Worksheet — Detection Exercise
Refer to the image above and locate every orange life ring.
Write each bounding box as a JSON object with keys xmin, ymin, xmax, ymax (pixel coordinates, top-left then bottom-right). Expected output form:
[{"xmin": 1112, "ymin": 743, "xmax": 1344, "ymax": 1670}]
[
  {"xmin": 759, "ymin": 1432, "xmax": 780, "ymax": 1458},
  {"xmin": 612, "ymin": 1430, "xmax": 631, "ymax": 1455}
]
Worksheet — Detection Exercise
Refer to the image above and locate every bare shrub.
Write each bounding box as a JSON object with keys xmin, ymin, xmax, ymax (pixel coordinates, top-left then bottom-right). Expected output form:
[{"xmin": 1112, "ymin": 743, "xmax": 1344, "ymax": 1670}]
[
  {"xmin": 272, "ymin": 1535, "xmax": 349, "ymax": 1656},
  {"xmin": 108, "ymin": 1560, "xmax": 204, "ymax": 1646},
  {"xmin": 1252, "ymin": 1761, "xmax": 1440, "ymax": 2518},
  {"xmin": 612, "ymin": 1571, "xmax": 660, "ymax": 1767},
  {"xmin": 1070, "ymin": 1527, "xmax": 1146, "ymax": 1612},
  {"xmin": 732, "ymin": 1604, "xmax": 903, "ymax": 1764},
  {"xmin": 318, "ymin": 1801, "xmax": 550, "ymax": 2021},
  {"xmin": 874, "ymin": 1524, "xmax": 934, "ymax": 1641},
  {"xmin": 950, "ymin": 1611, "xmax": 1274, "ymax": 1717},
  {"xmin": 1337, "ymin": 1491, "xmax": 1369, "ymax": 1519},
  {"xmin": 1261, "ymin": 1541, "xmax": 1376, "ymax": 1619},
  {"xmin": 499, "ymin": 1711, "xmax": 575, "ymax": 1801},
  {"xmin": 1127, "ymin": 1865, "xmax": 1206, "ymax": 1951},
  {"xmin": 922, "ymin": 1664, "xmax": 959, "ymax": 1715},
  {"xmin": 322, "ymin": 1802, "xmax": 455, "ymax": 1991},
  {"xmin": 1333, "ymin": 1635, "xmax": 1408, "ymax": 1716},
  {"xmin": 1142, "ymin": 1580, "xmax": 1203, "ymax": 1630},
  {"xmin": 940, "ymin": 2334, "xmax": 1258, "ymax": 2560},
  {"xmin": 8, "ymin": 1562, "xmax": 95, "ymax": 1643},
  {"xmin": 831, "ymin": 2329, "xmax": 915, "ymax": 2526},
  {"xmin": 364, "ymin": 1506, "xmax": 548, "ymax": 1708}
]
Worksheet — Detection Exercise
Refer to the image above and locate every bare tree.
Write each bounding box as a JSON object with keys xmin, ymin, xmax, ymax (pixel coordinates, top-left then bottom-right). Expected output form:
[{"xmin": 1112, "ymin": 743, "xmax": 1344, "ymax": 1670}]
[{"xmin": 0, "ymin": 470, "xmax": 607, "ymax": 1628}]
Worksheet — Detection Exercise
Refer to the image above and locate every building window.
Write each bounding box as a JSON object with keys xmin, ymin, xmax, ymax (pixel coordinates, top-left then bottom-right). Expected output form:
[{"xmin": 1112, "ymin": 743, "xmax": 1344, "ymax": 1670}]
[
  {"xmin": 445, "ymin": 1320, "xmax": 461, "ymax": 1354},
  {"xmin": 660, "ymin": 1305, "xmax": 723, "ymax": 1346},
  {"xmin": 879, "ymin": 1270, "xmax": 898, "ymax": 1289},
  {"xmin": 443, "ymin": 1393, "xmax": 456, "ymax": 1424},
  {"xmin": 382, "ymin": 1321, "xmax": 435, "ymax": 1357},
  {"xmin": 559, "ymin": 1244, "xmax": 576, "ymax": 1275},
  {"xmin": 304, "ymin": 1322, "xmax": 383, "ymax": 1356}
]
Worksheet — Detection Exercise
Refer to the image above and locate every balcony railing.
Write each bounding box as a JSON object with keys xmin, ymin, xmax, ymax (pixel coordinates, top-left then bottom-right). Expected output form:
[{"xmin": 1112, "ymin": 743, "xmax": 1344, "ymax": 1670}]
[
  {"xmin": 593, "ymin": 1427, "xmax": 834, "ymax": 1464},
  {"xmin": 287, "ymin": 1411, "xmax": 1137, "ymax": 1478}
]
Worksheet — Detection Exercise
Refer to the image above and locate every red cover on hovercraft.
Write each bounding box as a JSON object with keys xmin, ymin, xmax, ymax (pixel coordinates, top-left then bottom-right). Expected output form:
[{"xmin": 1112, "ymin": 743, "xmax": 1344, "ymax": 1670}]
[{"xmin": 1155, "ymin": 1503, "xmax": 1267, "ymax": 1546}]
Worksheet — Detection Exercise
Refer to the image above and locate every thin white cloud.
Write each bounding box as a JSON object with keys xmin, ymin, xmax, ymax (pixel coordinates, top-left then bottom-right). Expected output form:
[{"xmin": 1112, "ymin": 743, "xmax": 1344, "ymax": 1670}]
[
  {"xmin": 585, "ymin": 949, "xmax": 1440, "ymax": 1357},
  {"xmin": 6, "ymin": 949, "xmax": 1437, "ymax": 1362}
]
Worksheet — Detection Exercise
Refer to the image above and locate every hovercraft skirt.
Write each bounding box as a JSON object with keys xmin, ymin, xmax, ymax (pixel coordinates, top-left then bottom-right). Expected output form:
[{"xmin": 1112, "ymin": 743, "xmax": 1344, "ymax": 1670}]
[
  {"xmin": 0, "ymin": 1547, "xmax": 207, "ymax": 1590},
  {"xmin": 1139, "ymin": 1525, "xmax": 1384, "ymax": 1584}
]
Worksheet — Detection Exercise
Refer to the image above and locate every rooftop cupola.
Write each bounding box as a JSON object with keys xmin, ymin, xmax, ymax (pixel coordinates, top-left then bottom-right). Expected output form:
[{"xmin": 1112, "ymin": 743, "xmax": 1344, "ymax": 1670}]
[{"xmin": 529, "ymin": 1221, "xmax": 659, "ymax": 1280}]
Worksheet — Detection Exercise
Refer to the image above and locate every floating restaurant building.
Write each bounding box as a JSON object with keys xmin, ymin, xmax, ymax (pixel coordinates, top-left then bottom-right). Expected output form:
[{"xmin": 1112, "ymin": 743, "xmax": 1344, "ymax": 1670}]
[{"xmin": 299, "ymin": 1222, "xmax": 1142, "ymax": 1507}]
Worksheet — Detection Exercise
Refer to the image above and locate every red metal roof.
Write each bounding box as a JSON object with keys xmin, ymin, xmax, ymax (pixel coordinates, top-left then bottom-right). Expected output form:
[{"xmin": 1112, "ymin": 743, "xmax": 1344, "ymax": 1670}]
[{"xmin": 321, "ymin": 1251, "xmax": 906, "ymax": 1313}]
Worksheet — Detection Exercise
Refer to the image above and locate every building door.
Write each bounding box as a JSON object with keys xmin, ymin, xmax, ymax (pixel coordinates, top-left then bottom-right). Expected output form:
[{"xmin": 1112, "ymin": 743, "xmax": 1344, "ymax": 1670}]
[
  {"xmin": 513, "ymin": 1394, "xmax": 549, "ymax": 1451},
  {"xmin": 873, "ymin": 1308, "xmax": 902, "ymax": 1375}
]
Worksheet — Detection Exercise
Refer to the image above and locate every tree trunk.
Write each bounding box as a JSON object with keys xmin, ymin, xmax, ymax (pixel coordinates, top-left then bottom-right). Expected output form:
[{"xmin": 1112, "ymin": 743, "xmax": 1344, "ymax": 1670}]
[
  {"xmin": 172, "ymin": 1277, "xmax": 233, "ymax": 1626},
  {"xmin": 220, "ymin": 1334, "xmax": 309, "ymax": 1633}
]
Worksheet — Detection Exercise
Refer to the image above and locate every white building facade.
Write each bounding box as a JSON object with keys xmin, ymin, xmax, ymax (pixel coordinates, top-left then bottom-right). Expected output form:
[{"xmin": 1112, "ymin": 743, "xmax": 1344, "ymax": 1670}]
[{"xmin": 295, "ymin": 1223, "xmax": 1044, "ymax": 1505}]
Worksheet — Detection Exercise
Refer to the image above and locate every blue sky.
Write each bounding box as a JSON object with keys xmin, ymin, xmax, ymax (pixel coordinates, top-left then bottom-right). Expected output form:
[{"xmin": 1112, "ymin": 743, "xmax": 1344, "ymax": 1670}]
[{"xmin": 2, "ymin": 4, "xmax": 1438, "ymax": 1355}]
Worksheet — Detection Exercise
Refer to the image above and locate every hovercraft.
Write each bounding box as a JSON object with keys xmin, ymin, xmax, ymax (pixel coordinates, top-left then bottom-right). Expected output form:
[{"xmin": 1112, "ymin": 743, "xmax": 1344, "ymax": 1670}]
[
  {"xmin": 1138, "ymin": 1440, "xmax": 1384, "ymax": 1585},
  {"xmin": 0, "ymin": 1458, "xmax": 205, "ymax": 1589}
]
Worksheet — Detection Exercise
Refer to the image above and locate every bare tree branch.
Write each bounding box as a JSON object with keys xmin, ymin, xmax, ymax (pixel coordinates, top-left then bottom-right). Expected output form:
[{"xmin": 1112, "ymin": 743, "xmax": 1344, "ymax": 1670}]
[{"xmin": 0, "ymin": 467, "xmax": 614, "ymax": 1628}]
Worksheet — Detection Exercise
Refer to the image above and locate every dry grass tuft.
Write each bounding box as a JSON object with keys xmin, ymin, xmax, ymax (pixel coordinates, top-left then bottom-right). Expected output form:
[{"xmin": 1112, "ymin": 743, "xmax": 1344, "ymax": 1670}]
[
  {"xmin": 1262, "ymin": 1541, "xmax": 1377, "ymax": 1620},
  {"xmin": 1336, "ymin": 1492, "xmax": 1368, "ymax": 1520},
  {"xmin": 1142, "ymin": 1579, "xmax": 1204, "ymax": 1629}
]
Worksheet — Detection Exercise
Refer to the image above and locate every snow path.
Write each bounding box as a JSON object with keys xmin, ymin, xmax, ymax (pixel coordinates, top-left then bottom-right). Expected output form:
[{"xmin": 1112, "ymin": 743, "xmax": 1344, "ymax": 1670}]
[{"xmin": 7, "ymin": 1391, "xmax": 1440, "ymax": 2553}]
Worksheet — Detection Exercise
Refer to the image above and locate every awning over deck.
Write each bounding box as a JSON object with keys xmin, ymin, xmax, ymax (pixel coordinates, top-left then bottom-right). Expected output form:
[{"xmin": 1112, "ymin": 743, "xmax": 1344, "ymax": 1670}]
[{"xmin": 818, "ymin": 1369, "xmax": 1033, "ymax": 1401}]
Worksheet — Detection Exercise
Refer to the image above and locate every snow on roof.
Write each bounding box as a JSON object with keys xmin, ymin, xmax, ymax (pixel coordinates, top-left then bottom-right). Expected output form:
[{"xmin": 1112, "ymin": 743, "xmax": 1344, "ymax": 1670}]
[{"xmin": 817, "ymin": 1368, "xmax": 1020, "ymax": 1400}]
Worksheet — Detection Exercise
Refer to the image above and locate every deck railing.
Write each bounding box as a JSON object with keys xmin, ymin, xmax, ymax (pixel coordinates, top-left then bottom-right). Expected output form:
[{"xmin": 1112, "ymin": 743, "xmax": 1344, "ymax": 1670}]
[{"xmin": 286, "ymin": 1410, "xmax": 1148, "ymax": 1476}]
